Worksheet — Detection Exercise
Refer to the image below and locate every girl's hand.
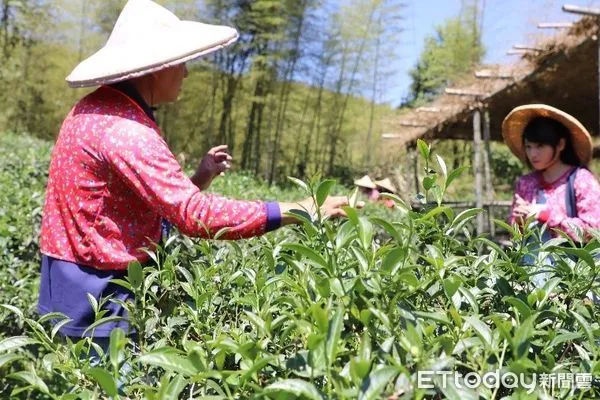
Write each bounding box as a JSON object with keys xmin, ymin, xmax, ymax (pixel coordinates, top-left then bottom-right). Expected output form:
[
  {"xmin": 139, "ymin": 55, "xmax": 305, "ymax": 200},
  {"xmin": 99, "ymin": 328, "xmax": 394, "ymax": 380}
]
[{"xmin": 513, "ymin": 194, "xmax": 545, "ymax": 219}]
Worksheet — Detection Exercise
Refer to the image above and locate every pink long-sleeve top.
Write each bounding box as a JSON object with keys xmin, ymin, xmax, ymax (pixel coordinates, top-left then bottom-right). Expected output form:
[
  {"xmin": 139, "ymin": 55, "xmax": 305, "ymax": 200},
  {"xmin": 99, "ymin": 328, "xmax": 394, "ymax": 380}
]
[
  {"xmin": 509, "ymin": 167, "xmax": 600, "ymax": 240},
  {"xmin": 40, "ymin": 86, "xmax": 271, "ymax": 271}
]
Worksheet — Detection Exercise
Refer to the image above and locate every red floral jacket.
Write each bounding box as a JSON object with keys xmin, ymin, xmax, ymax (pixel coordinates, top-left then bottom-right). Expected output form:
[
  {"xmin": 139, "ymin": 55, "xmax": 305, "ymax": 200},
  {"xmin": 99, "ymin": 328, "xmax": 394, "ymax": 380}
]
[{"xmin": 40, "ymin": 86, "xmax": 270, "ymax": 270}]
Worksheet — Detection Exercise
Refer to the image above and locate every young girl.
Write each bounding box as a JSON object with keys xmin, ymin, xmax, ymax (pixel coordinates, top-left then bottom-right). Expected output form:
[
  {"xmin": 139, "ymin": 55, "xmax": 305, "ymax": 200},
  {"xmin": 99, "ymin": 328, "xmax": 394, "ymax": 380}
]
[
  {"xmin": 505, "ymin": 104, "xmax": 600, "ymax": 238},
  {"xmin": 503, "ymin": 104, "xmax": 600, "ymax": 287}
]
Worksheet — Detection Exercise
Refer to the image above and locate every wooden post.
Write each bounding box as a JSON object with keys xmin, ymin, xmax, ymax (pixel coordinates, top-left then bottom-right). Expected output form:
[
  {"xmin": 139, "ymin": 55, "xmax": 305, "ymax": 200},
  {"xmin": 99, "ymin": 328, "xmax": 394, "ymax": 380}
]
[
  {"xmin": 405, "ymin": 143, "xmax": 416, "ymax": 194},
  {"xmin": 512, "ymin": 44, "xmax": 542, "ymax": 51},
  {"xmin": 445, "ymin": 88, "xmax": 488, "ymax": 97},
  {"xmin": 414, "ymin": 148, "xmax": 419, "ymax": 195},
  {"xmin": 473, "ymin": 109, "xmax": 484, "ymax": 235},
  {"xmin": 483, "ymin": 109, "xmax": 495, "ymax": 237},
  {"xmin": 416, "ymin": 107, "xmax": 442, "ymax": 113},
  {"xmin": 506, "ymin": 50, "xmax": 530, "ymax": 55},
  {"xmin": 397, "ymin": 121, "xmax": 428, "ymax": 128},
  {"xmin": 562, "ymin": 4, "xmax": 600, "ymax": 16},
  {"xmin": 537, "ymin": 22, "xmax": 573, "ymax": 29},
  {"xmin": 475, "ymin": 70, "xmax": 513, "ymax": 79},
  {"xmin": 381, "ymin": 133, "xmax": 403, "ymax": 139}
]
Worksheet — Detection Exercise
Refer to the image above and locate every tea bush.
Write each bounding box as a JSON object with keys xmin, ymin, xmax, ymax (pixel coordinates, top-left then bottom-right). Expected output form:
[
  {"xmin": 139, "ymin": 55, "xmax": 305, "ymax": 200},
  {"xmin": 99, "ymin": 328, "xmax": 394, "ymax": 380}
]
[{"xmin": 0, "ymin": 135, "xmax": 599, "ymax": 399}]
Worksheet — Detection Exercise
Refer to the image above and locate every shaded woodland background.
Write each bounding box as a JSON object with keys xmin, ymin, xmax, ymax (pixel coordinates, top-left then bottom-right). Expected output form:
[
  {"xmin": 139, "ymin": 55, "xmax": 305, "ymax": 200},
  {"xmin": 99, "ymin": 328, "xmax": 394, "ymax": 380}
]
[{"xmin": 1, "ymin": 0, "xmax": 513, "ymax": 190}]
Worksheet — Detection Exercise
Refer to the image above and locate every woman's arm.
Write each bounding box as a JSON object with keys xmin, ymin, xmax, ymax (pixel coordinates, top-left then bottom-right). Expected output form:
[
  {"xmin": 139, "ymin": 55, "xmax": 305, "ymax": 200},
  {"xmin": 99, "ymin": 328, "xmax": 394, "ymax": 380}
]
[
  {"xmin": 278, "ymin": 196, "xmax": 351, "ymax": 226},
  {"xmin": 101, "ymin": 122, "xmax": 349, "ymax": 239}
]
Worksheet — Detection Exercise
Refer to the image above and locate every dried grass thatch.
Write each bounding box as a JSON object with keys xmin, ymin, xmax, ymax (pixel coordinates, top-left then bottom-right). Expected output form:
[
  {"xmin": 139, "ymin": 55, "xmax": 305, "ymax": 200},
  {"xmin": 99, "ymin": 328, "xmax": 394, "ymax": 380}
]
[{"xmin": 385, "ymin": 15, "xmax": 599, "ymax": 150}]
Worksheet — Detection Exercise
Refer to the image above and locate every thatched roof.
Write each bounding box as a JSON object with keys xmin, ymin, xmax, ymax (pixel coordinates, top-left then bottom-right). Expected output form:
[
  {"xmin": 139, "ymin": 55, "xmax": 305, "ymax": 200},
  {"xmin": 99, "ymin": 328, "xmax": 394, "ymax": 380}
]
[{"xmin": 386, "ymin": 16, "xmax": 599, "ymax": 147}]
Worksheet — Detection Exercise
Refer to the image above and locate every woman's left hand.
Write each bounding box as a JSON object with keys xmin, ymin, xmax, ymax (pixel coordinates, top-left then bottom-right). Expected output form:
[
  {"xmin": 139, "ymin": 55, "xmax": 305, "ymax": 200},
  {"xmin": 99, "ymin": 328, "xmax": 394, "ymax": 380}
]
[{"xmin": 192, "ymin": 145, "xmax": 232, "ymax": 190}]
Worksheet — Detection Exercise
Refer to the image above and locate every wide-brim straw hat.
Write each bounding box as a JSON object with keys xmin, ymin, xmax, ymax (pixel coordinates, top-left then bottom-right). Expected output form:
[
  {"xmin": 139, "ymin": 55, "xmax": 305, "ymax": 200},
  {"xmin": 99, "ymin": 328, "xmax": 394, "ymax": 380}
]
[
  {"xmin": 354, "ymin": 175, "xmax": 376, "ymax": 189},
  {"xmin": 502, "ymin": 104, "xmax": 593, "ymax": 165},
  {"xmin": 66, "ymin": 0, "xmax": 238, "ymax": 88},
  {"xmin": 374, "ymin": 178, "xmax": 396, "ymax": 193}
]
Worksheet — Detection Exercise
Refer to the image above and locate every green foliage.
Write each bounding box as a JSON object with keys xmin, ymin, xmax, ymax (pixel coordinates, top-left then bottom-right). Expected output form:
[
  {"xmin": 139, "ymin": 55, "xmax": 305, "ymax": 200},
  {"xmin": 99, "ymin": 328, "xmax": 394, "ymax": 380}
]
[
  {"xmin": 407, "ymin": 14, "xmax": 485, "ymax": 103},
  {"xmin": 0, "ymin": 0, "xmax": 398, "ymax": 186},
  {"xmin": 0, "ymin": 134, "xmax": 50, "ymax": 338},
  {"xmin": 399, "ymin": 140, "xmax": 525, "ymax": 202},
  {"xmin": 489, "ymin": 145, "xmax": 525, "ymax": 189},
  {"xmin": 1, "ymin": 134, "xmax": 599, "ymax": 399}
]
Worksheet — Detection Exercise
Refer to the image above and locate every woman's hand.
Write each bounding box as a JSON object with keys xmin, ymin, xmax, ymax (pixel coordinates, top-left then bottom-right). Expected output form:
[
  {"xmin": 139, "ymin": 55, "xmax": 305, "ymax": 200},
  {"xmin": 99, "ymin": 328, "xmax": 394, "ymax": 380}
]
[
  {"xmin": 192, "ymin": 145, "xmax": 232, "ymax": 190},
  {"xmin": 279, "ymin": 196, "xmax": 364, "ymax": 225}
]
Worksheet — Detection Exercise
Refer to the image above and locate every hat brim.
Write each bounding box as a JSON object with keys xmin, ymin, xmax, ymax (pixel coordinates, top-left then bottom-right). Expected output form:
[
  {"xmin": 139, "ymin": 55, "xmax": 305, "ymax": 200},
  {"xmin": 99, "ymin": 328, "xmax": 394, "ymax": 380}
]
[
  {"xmin": 66, "ymin": 21, "xmax": 238, "ymax": 88},
  {"xmin": 502, "ymin": 104, "xmax": 593, "ymax": 165},
  {"xmin": 375, "ymin": 181, "xmax": 396, "ymax": 193},
  {"xmin": 354, "ymin": 176, "xmax": 376, "ymax": 189}
]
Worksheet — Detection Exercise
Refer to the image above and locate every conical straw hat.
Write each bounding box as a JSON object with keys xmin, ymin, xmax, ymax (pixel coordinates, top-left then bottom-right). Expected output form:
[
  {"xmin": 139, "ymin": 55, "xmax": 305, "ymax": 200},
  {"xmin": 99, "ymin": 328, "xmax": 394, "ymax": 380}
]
[
  {"xmin": 66, "ymin": 0, "xmax": 238, "ymax": 87},
  {"xmin": 374, "ymin": 178, "xmax": 396, "ymax": 193},
  {"xmin": 354, "ymin": 175, "xmax": 376, "ymax": 189},
  {"xmin": 502, "ymin": 104, "xmax": 592, "ymax": 165}
]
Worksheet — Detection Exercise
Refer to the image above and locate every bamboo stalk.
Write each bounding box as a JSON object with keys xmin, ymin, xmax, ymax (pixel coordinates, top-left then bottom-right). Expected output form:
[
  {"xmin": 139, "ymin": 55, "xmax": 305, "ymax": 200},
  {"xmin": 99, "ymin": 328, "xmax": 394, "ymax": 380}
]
[
  {"xmin": 397, "ymin": 121, "xmax": 428, "ymax": 127},
  {"xmin": 513, "ymin": 44, "xmax": 542, "ymax": 51},
  {"xmin": 538, "ymin": 22, "xmax": 573, "ymax": 29},
  {"xmin": 507, "ymin": 49, "xmax": 530, "ymax": 55},
  {"xmin": 381, "ymin": 133, "xmax": 404, "ymax": 139},
  {"xmin": 562, "ymin": 4, "xmax": 600, "ymax": 16},
  {"xmin": 475, "ymin": 70, "xmax": 513, "ymax": 79},
  {"xmin": 416, "ymin": 107, "xmax": 442, "ymax": 113},
  {"xmin": 445, "ymin": 88, "xmax": 488, "ymax": 97}
]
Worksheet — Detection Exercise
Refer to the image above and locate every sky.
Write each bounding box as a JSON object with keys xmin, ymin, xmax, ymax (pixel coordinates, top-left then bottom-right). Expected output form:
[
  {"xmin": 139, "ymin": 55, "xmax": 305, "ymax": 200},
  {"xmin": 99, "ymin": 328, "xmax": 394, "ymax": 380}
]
[{"xmin": 390, "ymin": 0, "xmax": 600, "ymax": 104}]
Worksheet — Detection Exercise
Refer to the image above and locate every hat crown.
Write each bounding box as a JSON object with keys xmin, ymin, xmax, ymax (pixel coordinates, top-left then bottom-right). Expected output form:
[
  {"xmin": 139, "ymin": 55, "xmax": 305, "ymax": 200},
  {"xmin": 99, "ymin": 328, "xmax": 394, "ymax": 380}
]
[
  {"xmin": 66, "ymin": 0, "xmax": 239, "ymax": 87},
  {"xmin": 106, "ymin": 0, "xmax": 180, "ymax": 48},
  {"xmin": 354, "ymin": 175, "xmax": 376, "ymax": 189},
  {"xmin": 502, "ymin": 104, "xmax": 593, "ymax": 165},
  {"xmin": 374, "ymin": 178, "xmax": 396, "ymax": 192}
]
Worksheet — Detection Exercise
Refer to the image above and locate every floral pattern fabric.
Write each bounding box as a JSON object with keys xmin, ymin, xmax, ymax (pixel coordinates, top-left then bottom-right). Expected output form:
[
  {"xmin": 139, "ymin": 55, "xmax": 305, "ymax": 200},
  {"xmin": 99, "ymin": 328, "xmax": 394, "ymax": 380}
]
[
  {"xmin": 40, "ymin": 86, "xmax": 268, "ymax": 270},
  {"xmin": 509, "ymin": 167, "xmax": 600, "ymax": 240}
]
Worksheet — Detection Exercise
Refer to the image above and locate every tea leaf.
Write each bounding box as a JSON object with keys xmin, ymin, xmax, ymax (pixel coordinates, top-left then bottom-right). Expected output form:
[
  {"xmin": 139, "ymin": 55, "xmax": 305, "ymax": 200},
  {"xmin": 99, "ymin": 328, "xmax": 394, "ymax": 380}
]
[
  {"xmin": 316, "ymin": 179, "xmax": 336, "ymax": 207},
  {"xmin": 264, "ymin": 379, "xmax": 324, "ymax": 400},
  {"xmin": 87, "ymin": 367, "xmax": 117, "ymax": 397},
  {"xmin": 138, "ymin": 349, "xmax": 202, "ymax": 376},
  {"xmin": 326, "ymin": 305, "xmax": 344, "ymax": 366},
  {"xmin": 464, "ymin": 316, "xmax": 492, "ymax": 348},
  {"xmin": 358, "ymin": 366, "xmax": 400, "ymax": 400},
  {"xmin": 8, "ymin": 371, "xmax": 49, "ymax": 394},
  {"xmin": 127, "ymin": 261, "xmax": 144, "ymax": 289},
  {"xmin": 0, "ymin": 336, "xmax": 39, "ymax": 353}
]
